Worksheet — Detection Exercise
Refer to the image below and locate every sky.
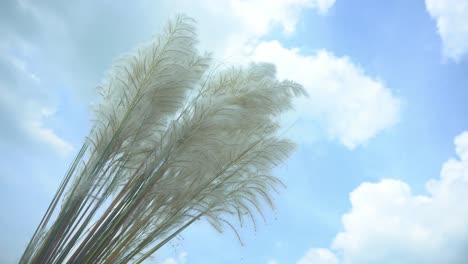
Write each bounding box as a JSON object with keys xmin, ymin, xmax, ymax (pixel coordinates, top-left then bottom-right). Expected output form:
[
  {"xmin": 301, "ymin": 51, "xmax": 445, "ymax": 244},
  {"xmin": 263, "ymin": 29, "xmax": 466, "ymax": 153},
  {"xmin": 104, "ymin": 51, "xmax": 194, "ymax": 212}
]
[{"xmin": 1, "ymin": 0, "xmax": 468, "ymax": 263}]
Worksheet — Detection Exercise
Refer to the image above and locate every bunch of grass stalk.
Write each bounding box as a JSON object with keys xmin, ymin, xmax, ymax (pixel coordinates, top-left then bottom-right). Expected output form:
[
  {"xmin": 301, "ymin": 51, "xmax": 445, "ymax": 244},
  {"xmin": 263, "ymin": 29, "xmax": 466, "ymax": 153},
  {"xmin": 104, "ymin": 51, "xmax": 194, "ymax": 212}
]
[{"xmin": 20, "ymin": 15, "xmax": 305, "ymax": 264}]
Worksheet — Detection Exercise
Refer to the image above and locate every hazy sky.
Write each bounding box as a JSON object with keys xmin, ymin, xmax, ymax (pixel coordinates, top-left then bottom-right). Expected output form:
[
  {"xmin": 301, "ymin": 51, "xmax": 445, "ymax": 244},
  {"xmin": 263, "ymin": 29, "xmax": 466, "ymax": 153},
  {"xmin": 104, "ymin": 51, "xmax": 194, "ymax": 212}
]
[{"xmin": 1, "ymin": 0, "xmax": 468, "ymax": 263}]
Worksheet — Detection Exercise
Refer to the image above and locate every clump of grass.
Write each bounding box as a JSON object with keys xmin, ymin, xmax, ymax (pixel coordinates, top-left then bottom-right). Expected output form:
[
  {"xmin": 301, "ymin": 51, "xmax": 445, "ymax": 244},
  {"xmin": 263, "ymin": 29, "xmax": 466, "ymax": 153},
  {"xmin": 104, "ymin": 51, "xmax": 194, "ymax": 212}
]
[{"xmin": 20, "ymin": 15, "xmax": 305, "ymax": 264}]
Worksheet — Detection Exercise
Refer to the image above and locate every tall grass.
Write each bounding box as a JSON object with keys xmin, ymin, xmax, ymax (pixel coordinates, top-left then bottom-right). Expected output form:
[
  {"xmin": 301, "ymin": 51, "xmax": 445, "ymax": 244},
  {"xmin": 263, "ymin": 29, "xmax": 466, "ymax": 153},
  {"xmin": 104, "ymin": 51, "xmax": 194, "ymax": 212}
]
[{"xmin": 20, "ymin": 15, "xmax": 305, "ymax": 264}]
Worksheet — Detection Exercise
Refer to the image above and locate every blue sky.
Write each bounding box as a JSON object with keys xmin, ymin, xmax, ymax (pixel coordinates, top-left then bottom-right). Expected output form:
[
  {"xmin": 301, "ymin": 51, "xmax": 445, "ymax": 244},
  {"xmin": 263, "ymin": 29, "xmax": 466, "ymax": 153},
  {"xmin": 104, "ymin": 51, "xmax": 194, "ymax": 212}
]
[{"xmin": 1, "ymin": 0, "xmax": 468, "ymax": 263}]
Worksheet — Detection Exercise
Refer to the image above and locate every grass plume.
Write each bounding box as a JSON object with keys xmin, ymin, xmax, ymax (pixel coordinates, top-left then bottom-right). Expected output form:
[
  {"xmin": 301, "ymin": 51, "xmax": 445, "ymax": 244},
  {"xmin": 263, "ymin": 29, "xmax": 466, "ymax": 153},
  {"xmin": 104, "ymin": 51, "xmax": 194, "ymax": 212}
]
[{"xmin": 20, "ymin": 15, "xmax": 305, "ymax": 264}]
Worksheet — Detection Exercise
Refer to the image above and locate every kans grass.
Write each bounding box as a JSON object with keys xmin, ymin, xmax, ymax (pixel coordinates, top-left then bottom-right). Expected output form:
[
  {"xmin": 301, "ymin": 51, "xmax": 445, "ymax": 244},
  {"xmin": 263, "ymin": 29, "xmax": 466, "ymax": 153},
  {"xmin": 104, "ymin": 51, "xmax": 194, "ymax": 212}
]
[{"xmin": 20, "ymin": 15, "xmax": 306, "ymax": 264}]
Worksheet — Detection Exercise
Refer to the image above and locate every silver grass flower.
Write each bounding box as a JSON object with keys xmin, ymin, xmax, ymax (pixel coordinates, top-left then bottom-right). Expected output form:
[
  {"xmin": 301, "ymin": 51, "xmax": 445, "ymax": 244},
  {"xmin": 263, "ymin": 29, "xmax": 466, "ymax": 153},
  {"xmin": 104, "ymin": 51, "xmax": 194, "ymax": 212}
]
[{"xmin": 20, "ymin": 15, "xmax": 306, "ymax": 264}]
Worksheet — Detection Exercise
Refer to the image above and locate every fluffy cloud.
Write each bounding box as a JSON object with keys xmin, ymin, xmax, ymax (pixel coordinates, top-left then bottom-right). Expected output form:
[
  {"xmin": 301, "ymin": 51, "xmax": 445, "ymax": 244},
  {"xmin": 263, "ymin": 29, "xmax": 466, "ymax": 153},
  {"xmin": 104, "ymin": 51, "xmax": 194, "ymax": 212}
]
[
  {"xmin": 0, "ymin": 52, "xmax": 73, "ymax": 156},
  {"xmin": 136, "ymin": 0, "xmax": 335, "ymax": 62},
  {"xmin": 3, "ymin": 0, "xmax": 399, "ymax": 152},
  {"xmin": 26, "ymin": 116, "xmax": 73, "ymax": 156},
  {"xmin": 250, "ymin": 41, "xmax": 400, "ymax": 149},
  {"xmin": 229, "ymin": 0, "xmax": 335, "ymax": 35},
  {"xmin": 181, "ymin": 0, "xmax": 406, "ymax": 157},
  {"xmin": 300, "ymin": 131, "xmax": 468, "ymax": 263},
  {"xmin": 425, "ymin": 0, "xmax": 468, "ymax": 61},
  {"xmin": 297, "ymin": 248, "xmax": 339, "ymax": 264}
]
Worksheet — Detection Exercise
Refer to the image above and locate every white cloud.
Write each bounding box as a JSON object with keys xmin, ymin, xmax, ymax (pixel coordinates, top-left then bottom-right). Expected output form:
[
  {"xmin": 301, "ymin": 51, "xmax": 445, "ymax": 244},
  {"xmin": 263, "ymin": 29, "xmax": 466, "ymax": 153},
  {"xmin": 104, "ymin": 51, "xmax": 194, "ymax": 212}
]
[
  {"xmin": 27, "ymin": 119, "xmax": 73, "ymax": 156},
  {"xmin": 297, "ymin": 248, "xmax": 339, "ymax": 264},
  {"xmin": 250, "ymin": 41, "xmax": 400, "ymax": 149},
  {"xmin": 230, "ymin": 0, "xmax": 335, "ymax": 35},
  {"xmin": 7, "ymin": 53, "xmax": 41, "ymax": 83},
  {"xmin": 299, "ymin": 131, "xmax": 468, "ymax": 264},
  {"xmin": 425, "ymin": 0, "xmax": 468, "ymax": 61},
  {"xmin": 0, "ymin": 76, "xmax": 73, "ymax": 156},
  {"xmin": 268, "ymin": 259, "xmax": 280, "ymax": 264},
  {"xmin": 166, "ymin": 0, "xmax": 334, "ymax": 61}
]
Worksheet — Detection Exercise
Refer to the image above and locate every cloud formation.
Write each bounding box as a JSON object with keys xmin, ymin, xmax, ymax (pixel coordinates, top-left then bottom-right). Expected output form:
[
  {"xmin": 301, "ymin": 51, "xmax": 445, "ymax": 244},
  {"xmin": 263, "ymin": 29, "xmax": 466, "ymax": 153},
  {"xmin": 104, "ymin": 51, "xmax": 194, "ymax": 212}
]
[
  {"xmin": 300, "ymin": 131, "xmax": 468, "ymax": 263},
  {"xmin": 167, "ymin": 0, "xmax": 335, "ymax": 60},
  {"xmin": 229, "ymin": 0, "xmax": 335, "ymax": 35},
  {"xmin": 425, "ymin": 0, "xmax": 468, "ymax": 61},
  {"xmin": 250, "ymin": 41, "xmax": 400, "ymax": 149},
  {"xmin": 0, "ymin": 52, "xmax": 73, "ymax": 156},
  {"xmin": 3, "ymin": 0, "xmax": 400, "ymax": 151}
]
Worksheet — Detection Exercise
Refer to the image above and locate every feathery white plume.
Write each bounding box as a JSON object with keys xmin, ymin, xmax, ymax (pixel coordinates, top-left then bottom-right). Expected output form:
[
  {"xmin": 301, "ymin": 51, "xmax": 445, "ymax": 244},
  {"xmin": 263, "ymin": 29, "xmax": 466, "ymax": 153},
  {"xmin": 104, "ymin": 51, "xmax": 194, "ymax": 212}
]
[{"xmin": 20, "ymin": 15, "xmax": 305, "ymax": 264}]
